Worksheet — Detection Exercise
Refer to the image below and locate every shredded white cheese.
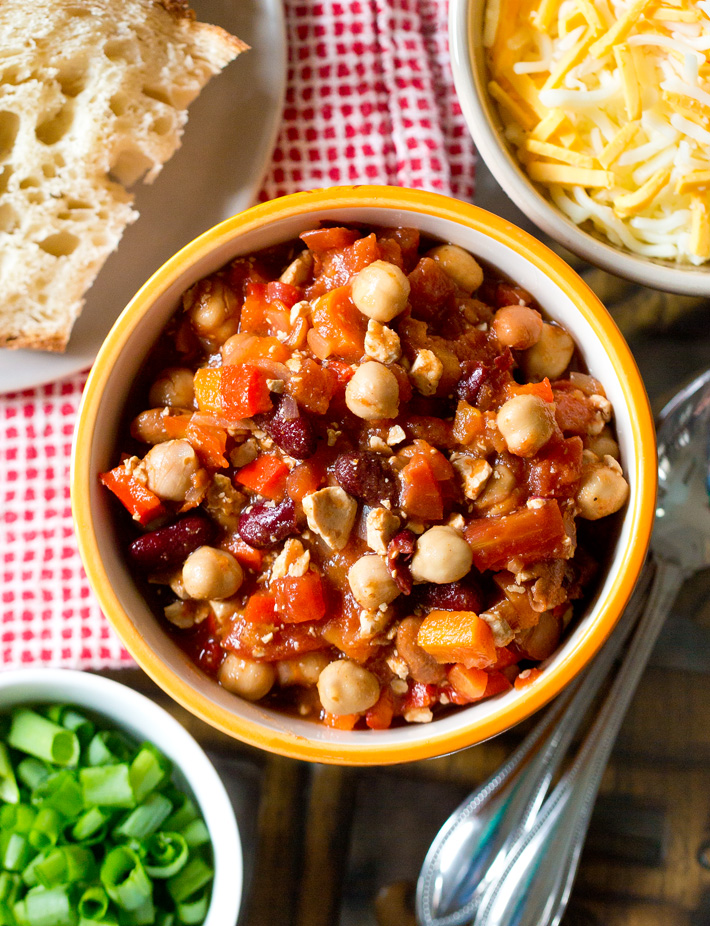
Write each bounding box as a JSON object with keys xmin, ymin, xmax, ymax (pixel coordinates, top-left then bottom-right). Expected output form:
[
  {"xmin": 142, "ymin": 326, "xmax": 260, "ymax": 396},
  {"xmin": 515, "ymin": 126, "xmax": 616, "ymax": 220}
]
[{"xmin": 485, "ymin": 0, "xmax": 710, "ymax": 263}]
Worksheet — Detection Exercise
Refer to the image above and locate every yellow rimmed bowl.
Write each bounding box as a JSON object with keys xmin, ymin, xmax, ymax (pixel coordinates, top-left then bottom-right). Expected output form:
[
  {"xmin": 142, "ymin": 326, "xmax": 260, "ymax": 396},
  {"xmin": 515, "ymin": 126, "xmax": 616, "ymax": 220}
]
[
  {"xmin": 72, "ymin": 185, "xmax": 656, "ymax": 765},
  {"xmin": 449, "ymin": 0, "xmax": 710, "ymax": 296}
]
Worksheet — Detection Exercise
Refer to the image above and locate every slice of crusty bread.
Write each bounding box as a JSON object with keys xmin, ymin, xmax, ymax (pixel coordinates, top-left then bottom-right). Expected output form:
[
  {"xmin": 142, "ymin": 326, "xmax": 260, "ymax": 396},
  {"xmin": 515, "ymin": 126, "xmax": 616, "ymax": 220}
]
[{"xmin": 0, "ymin": 0, "xmax": 247, "ymax": 351}]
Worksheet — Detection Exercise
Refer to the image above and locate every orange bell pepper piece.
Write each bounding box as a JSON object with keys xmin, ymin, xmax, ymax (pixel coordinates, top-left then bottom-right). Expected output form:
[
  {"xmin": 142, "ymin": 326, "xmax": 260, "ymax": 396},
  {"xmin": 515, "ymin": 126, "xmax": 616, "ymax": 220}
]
[
  {"xmin": 99, "ymin": 466, "xmax": 165, "ymax": 526},
  {"xmin": 220, "ymin": 534, "xmax": 265, "ymax": 572},
  {"xmin": 220, "ymin": 363, "xmax": 273, "ymax": 419},
  {"xmin": 398, "ymin": 455, "xmax": 443, "ymax": 520},
  {"xmin": 193, "ymin": 368, "xmax": 223, "ymax": 414},
  {"xmin": 309, "ymin": 286, "xmax": 366, "ymax": 362},
  {"xmin": 417, "ymin": 610, "xmax": 497, "ymax": 669},
  {"xmin": 365, "ymin": 687, "xmax": 394, "ymax": 730},
  {"xmin": 185, "ymin": 421, "xmax": 228, "ymax": 470},
  {"xmin": 452, "ymin": 400, "xmax": 484, "ymax": 444},
  {"xmin": 286, "ymin": 459, "xmax": 326, "ymax": 502},
  {"xmin": 242, "ymin": 592, "xmax": 277, "ymax": 624},
  {"xmin": 322, "ymin": 710, "xmax": 358, "ymax": 730},
  {"xmin": 447, "ymin": 664, "xmax": 489, "ymax": 702},
  {"xmin": 464, "ymin": 500, "xmax": 567, "ymax": 572}
]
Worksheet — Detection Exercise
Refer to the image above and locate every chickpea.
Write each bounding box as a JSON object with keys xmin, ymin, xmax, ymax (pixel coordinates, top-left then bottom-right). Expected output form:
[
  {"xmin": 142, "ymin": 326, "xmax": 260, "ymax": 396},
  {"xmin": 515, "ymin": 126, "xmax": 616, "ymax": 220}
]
[
  {"xmin": 130, "ymin": 408, "xmax": 172, "ymax": 445},
  {"xmin": 474, "ymin": 464, "xmax": 517, "ymax": 513},
  {"xmin": 585, "ymin": 427, "xmax": 620, "ymax": 460},
  {"xmin": 351, "ymin": 260, "xmax": 410, "ymax": 323},
  {"xmin": 182, "ymin": 546, "xmax": 243, "ymax": 600},
  {"xmin": 186, "ymin": 279, "xmax": 239, "ymax": 344},
  {"xmin": 410, "ymin": 526, "xmax": 473, "ymax": 584},
  {"xmin": 518, "ymin": 611, "xmax": 561, "ymax": 660},
  {"xmin": 518, "ymin": 323, "xmax": 574, "ymax": 381},
  {"xmin": 148, "ymin": 367, "xmax": 195, "ymax": 409},
  {"xmin": 576, "ymin": 463, "xmax": 629, "ymax": 520},
  {"xmin": 317, "ymin": 659, "xmax": 380, "ymax": 715},
  {"xmin": 348, "ymin": 555, "xmax": 400, "ymax": 610},
  {"xmin": 218, "ymin": 653, "xmax": 275, "ymax": 701},
  {"xmin": 492, "ymin": 306, "xmax": 543, "ymax": 350},
  {"xmin": 276, "ymin": 652, "xmax": 330, "ymax": 687},
  {"xmin": 345, "ymin": 361, "xmax": 400, "ymax": 420},
  {"xmin": 426, "ymin": 244, "xmax": 483, "ymax": 294},
  {"xmin": 142, "ymin": 439, "xmax": 201, "ymax": 502},
  {"xmin": 497, "ymin": 394, "xmax": 555, "ymax": 457}
]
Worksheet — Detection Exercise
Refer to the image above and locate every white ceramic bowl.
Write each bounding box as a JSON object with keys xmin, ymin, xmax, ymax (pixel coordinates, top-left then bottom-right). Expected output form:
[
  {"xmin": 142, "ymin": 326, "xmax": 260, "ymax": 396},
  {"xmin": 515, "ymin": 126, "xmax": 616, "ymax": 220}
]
[
  {"xmin": 449, "ymin": 0, "xmax": 710, "ymax": 296},
  {"xmin": 0, "ymin": 669, "xmax": 242, "ymax": 926},
  {"xmin": 73, "ymin": 186, "xmax": 656, "ymax": 765}
]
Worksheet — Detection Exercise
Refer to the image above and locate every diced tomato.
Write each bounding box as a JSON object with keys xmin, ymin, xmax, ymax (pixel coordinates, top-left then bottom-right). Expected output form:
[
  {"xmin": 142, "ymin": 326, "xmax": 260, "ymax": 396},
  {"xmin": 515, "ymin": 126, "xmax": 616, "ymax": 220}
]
[
  {"xmin": 365, "ymin": 687, "xmax": 394, "ymax": 730},
  {"xmin": 492, "ymin": 645, "xmax": 521, "ymax": 670},
  {"xmin": 220, "ymin": 364, "xmax": 273, "ymax": 419},
  {"xmin": 493, "ymin": 281, "xmax": 533, "ymax": 308},
  {"xmin": 242, "ymin": 592, "xmax": 277, "ymax": 624},
  {"xmin": 223, "ymin": 616, "xmax": 326, "ymax": 661},
  {"xmin": 220, "ymin": 534, "xmax": 265, "ymax": 572},
  {"xmin": 285, "ymin": 357, "xmax": 338, "ymax": 415},
  {"xmin": 309, "ymin": 286, "xmax": 366, "ymax": 362},
  {"xmin": 528, "ymin": 436, "xmax": 583, "ymax": 499},
  {"xmin": 273, "ymin": 571, "xmax": 326, "ymax": 623},
  {"xmin": 464, "ymin": 500, "xmax": 568, "ymax": 572},
  {"xmin": 553, "ymin": 390, "xmax": 598, "ymax": 436},
  {"xmin": 266, "ymin": 280, "xmax": 301, "ymax": 309},
  {"xmin": 484, "ymin": 670, "xmax": 513, "ymax": 697},
  {"xmin": 300, "ymin": 226, "xmax": 361, "ymax": 252},
  {"xmin": 322, "ymin": 710, "xmax": 358, "ymax": 730},
  {"xmin": 399, "ymin": 455, "xmax": 443, "ymax": 520},
  {"xmin": 286, "ymin": 459, "xmax": 327, "ymax": 502},
  {"xmin": 447, "ymin": 664, "xmax": 489, "ymax": 702},
  {"xmin": 417, "ymin": 610, "xmax": 497, "ymax": 669},
  {"xmin": 505, "ymin": 377, "xmax": 554, "ymax": 403},
  {"xmin": 193, "ymin": 367, "xmax": 223, "ymax": 414},
  {"xmin": 321, "ymin": 606, "xmax": 379, "ymax": 663},
  {"xmin": 399, "ymin": 440, "xmax": 454, "ymax": 480},
  {"xmin": 514, "ymin": 667, "xmax": 543, "ymax": 690},
  {"xmin": 452, "ymin": 400, "xmax": 484, "ymax": 444},
  {"xmin": 184, "ymin": 421, "xmax": 228, "ymax": 470},
  {"xmin": 235, "ymin": 454, "xmax": 289, "ymax": 500},
  {"xmin": 325, "ymin": 360, "xmax": 356, "ymax": 392},
  {"xmin": 99, "ymin": 466, "xmax": 165, "ymax": 526},
  {"xmin": 239, "ymin": 283, "xmax": 269, "ymax": 335},
  {"xmin": 404, "ymin": 682, "xmax": 437, "ymax": 711}
]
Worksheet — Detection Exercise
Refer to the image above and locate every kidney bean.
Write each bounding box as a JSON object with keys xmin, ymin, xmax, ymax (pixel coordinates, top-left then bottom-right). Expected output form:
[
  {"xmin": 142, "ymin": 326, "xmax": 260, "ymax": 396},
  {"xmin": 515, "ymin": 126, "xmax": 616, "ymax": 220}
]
[
  {"xmin": 456, "ymin": 351, "xmax": 513, "ymax": 410},
  {"xmin": 386, "ymin": 529, "xmax": 416, "ymax": 595},
  {"xmin": 413, "ymin": 578, "xmax": 484, "ymax": 613},
  {"xmin": 238, "ymin": 497, "xmax": 299, "ymax": 549},
  {"xmin": 333, "ymin": 451, "xmax": 397, "ymax": 507},
  {"xmin": 255, "ymin": 397, "xmax": 317, "ymax": 460},
  {"xmin": 396, "ymin": 617, "xmax": 446, "ymax": 685},
  {"xmin": 128, "ymin": 514, "xmax": 216, "ymax": 571}
]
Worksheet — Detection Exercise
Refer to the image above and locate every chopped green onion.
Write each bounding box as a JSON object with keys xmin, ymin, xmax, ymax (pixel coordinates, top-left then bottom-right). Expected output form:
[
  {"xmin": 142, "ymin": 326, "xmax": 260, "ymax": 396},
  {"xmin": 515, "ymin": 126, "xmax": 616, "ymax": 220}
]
[
  {"xmin": 17, "ymin": 759, "xmax": 50, "ymax": 793},
  {"xmin": 80, "ymin": 766, "xmax": 135, "ymax": 809},
  {"xmin": 162, "ymin": 797, "xmax": 198, "ymax": 834},
  {"xmin": 154, "ymin": 913, "xmax": 174, "ymax": 926},
  {"xmin": 181, "ymin": 819, "xmax": 210, "ymax": 849},
  {"xmin": 0, "ymin": 872, "xmax": 21, "ymax": 904},
  {"xmin": 13, "ymin": 884, "xmax": 76, "ymax": 926},
  {"xmin": 0, "ymin": 744, "xmax": 19, "ymax": 804},
  {"xmin": 77, "ymin": 886, "xmax": 109, "ymax": 921},
  {"xmin": 113, "ymin": 793, "xmax": 172, "ymax": 841},
  {"xmin": 8, "ymin": 710, "xmax": 79, "ymax": 768},
  {"xmin": 29, "ymin": 807, "xmax": 62, "ymax": 850},
  {"xmin": 129, "ymin": 746, "xmax": 170, "ymax": 804},
  {"xmin": 142, "ymin": 832, "xmax": 188, "ymax": 879},
  {"xmin": 79, "ymin": 917, "xmax": 117, "ymax": 926},
  {"xmin": 35, "ymin": 846, "xmax": 97, "ymax": 888},
  {"xmin": 1, "ymin": 832, "xmax": 34, "ymax": 872},
  {"xmin": 100, "ymin": 847, "xmax": 152, "ymax": 912},
  {"xmin": 32, "ymin": 771, "xmax": 84, "ymax": 818},
  {"xmin": 46, "ymin": 708, "xmax": 96, "ymax": 748},
  {"xmin": 68, "ymin": 807, "xmax": 112, "ymax": 845},
  {"xmin": 87, "ymin": 732, "xmax": 132, "ymax": 768},
  {"xmin": 176, "ymin": 887, "xmax": 211, "ymax": 925},
  {"xmin": 0, "ymin": 900, "xmax": 14, "ymax": 925},
  {"xmin": 115, "ymin": 895, "xmax": 155, "ymax": 925},
  {"xmin": 166, "ymin": 857, "xmax": 213, "ymax": 904},
  {"xmin": 0, "ymin": 803, "xmax": 36, "ymax": 834}
]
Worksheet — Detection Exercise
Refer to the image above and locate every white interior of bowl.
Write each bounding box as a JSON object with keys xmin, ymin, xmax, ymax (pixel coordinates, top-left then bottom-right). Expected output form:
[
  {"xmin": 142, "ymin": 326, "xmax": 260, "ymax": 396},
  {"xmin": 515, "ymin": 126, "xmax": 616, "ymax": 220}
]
[
  {"xmin": 84, "ymin": 203, "xmax": 642, "ymax": 757},
  {"xmin": 448, "ymin": 0, "xmax": 710, "ymax": 297},
  {"xmin": 0, "ymin": 669, "xmax": 242, "ymax": 925}
]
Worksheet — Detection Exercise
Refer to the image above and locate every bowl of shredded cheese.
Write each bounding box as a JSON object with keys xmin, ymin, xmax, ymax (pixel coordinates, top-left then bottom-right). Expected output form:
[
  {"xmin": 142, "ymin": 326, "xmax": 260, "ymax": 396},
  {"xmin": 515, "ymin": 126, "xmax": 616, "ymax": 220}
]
[{"xmin": 450, "ymin": 0, "xmax": 710, "ymax": 293}]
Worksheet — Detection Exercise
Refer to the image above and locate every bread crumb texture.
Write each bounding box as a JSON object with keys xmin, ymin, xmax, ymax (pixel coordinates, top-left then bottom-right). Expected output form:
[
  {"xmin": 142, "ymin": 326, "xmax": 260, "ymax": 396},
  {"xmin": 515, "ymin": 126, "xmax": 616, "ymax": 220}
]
[{"xmin": 0, "ymin": 0, "xmax": 246, "ymax": 351}]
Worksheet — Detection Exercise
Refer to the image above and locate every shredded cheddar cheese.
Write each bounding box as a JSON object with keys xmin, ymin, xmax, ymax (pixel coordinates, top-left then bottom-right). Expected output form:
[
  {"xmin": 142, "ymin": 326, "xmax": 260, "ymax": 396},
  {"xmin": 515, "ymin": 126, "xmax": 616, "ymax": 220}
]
[{"xmin": 485, "ymin": 0, "xmax": 710, "ymax": 263}]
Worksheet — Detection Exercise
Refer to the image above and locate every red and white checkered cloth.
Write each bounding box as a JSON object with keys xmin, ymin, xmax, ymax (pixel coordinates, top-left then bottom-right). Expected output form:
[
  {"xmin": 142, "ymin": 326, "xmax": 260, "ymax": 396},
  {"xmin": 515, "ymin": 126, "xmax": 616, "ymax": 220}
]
[{"xmin": 0, "ymin": 0, "xmax": 476, "ymax": 669}]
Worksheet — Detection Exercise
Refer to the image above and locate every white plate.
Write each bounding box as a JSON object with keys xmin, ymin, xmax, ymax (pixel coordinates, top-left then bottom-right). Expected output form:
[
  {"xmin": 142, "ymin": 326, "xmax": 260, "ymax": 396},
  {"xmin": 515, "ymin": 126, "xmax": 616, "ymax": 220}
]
[{"xmin": 0, "ymin": 0, "xmax": 286, "ymax": 394}]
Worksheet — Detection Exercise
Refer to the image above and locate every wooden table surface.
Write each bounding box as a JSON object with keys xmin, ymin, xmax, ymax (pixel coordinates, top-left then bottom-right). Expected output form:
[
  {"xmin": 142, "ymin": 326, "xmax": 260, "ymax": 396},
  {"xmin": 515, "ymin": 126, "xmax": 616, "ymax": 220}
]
[{"xmin": 103, "ymin": 163, "xmax": 710, "ymax": 926}]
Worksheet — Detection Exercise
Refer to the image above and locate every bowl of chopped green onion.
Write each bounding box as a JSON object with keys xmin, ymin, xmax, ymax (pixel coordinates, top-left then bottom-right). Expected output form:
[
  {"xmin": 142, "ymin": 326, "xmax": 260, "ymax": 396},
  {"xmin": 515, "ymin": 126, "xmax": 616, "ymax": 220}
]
[{"xmin": 0, "ymin": 669, "xmax": 242, "ymax": 926}]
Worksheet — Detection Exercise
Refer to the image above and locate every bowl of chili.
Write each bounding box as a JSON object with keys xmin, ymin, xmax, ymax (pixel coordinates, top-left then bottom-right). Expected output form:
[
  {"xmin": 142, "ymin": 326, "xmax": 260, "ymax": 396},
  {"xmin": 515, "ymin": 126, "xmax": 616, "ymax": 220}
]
[{"xmin": 72, "ymin": 185, "xmax": 656, "ymax": 765}]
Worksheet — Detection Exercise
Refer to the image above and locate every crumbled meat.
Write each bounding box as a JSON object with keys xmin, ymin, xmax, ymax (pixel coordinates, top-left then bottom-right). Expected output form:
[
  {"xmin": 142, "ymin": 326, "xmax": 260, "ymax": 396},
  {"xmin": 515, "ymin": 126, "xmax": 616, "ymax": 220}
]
[
  {"xmin": 387, "ymin": 425, "xmax": 406, "ymax": 445},
  {"xmin": 450, "ymin": 454, "xmax": 493, "ymax": 501},
  {"xmin": 204, "ymin": 474, "xmax": 246, "ymax": 532},
  {"xmin": 366, "ymin": 507, "xmax": 401, "ymax": 554},
  {"xmin": 364, "ymin": 319, "xmax": 402, "ymax": 364},
  {"xmin": 271, "ymin": 538, "xmax": 311, "ymax": 579},
  {"xmin": 410, "ymin": 349, "xmax": 444, "ymax": 396},
  {"xmin": 359, "ymin": 609, "xmax": 392, "ymax": 638},
  {"xmin": 302, "ymin": 487, "xmax": 357, "ymax": 550}
]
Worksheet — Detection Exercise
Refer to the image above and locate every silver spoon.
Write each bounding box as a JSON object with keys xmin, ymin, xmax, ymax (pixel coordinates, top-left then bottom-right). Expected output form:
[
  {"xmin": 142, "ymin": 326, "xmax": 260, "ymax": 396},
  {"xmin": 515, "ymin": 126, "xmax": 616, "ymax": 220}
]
[{"xmin": 471, "ymin": 367, "xmax": 710, "ymax": 926}]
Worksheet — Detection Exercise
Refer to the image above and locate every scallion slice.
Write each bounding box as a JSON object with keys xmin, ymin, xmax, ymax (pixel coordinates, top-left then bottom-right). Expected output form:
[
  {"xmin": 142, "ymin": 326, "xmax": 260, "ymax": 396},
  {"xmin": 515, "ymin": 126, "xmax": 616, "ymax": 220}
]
[
  {"xmin": 8, "ymin": 710, "xmax": 79, "ymax": 768},
  {"xmin": 0, "ymin": 744, "xmax": 19, "ymax": 804},
  {"xmin": 142, "ymin": 833, "xmax": 188, "ymax": 880},
  {"xmin": 113, "ymin": 793, "xmax": 172, "ymax": 841},
  {"xmin": 100, "ymin": 847, "xmax": 152, "ymax": 912},
  {"xmin": 80, "ymin": 766, "xmax": 135, "ymax": 810}
]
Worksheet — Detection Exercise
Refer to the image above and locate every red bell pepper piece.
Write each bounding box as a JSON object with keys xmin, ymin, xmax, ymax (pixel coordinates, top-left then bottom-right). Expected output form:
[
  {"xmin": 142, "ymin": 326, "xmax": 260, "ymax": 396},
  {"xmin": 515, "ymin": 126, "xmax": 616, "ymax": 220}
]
[
  {"xmin": 242, "ymin": 591, "xmax": 277, "ymax": 624},
  {"xmin": 220, "ymin": 363, "xmax": 273, "ymax": 419},
  {"xmin": 273, "ymin": 571, "xmax": 326, "ymax": 623},
  {"xmin": 235, "ymin": 454, "xmax": 289, "ymax": 500},
  {"xmin": 464, "ymin": 500, "xmax": 567, "ymax": 572},
  {"xmin": 99, "ymin": 466, "xmax": 165, "ymax": 526},
  {"xmin": 185, "ymin": 421, "xmax": 228, "ymax": 470},
  {"xmin": 299, "ymin": 226, "xmax": 360, "ymax": 251}
]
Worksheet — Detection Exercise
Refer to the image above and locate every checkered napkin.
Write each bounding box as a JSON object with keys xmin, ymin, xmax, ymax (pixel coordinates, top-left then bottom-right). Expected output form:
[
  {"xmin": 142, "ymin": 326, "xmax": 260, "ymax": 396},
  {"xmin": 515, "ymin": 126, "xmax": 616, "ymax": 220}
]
[{"xmin": 0, "ymin": 0, "xmax": 476, "ymax": 669}]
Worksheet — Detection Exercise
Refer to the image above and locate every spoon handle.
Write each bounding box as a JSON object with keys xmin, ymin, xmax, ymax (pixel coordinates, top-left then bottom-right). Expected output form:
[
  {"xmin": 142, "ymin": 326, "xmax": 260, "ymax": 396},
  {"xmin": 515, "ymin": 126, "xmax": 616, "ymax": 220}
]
[
  {"xmin": 473, "ymin": 557, "xmax": 685, "ymax": 926},
  {"xmin": 415, "ymin": 563, "xmax": 652, "ymax": 926}
]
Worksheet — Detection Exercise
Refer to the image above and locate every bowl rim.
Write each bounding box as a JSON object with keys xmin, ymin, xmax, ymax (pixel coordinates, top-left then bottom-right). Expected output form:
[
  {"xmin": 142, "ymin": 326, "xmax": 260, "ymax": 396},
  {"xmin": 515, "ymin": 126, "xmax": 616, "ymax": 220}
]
[
  {"xmin": 448, "ymin": 0, "xmax": 710, "ymax": 297},
  {"xmin": 0, "ymin": 667, "xmax": 242, "ymax": 925},
  {"xmin": 72, "ymin": 184, "xmax": 657, "ymax": 765}
]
